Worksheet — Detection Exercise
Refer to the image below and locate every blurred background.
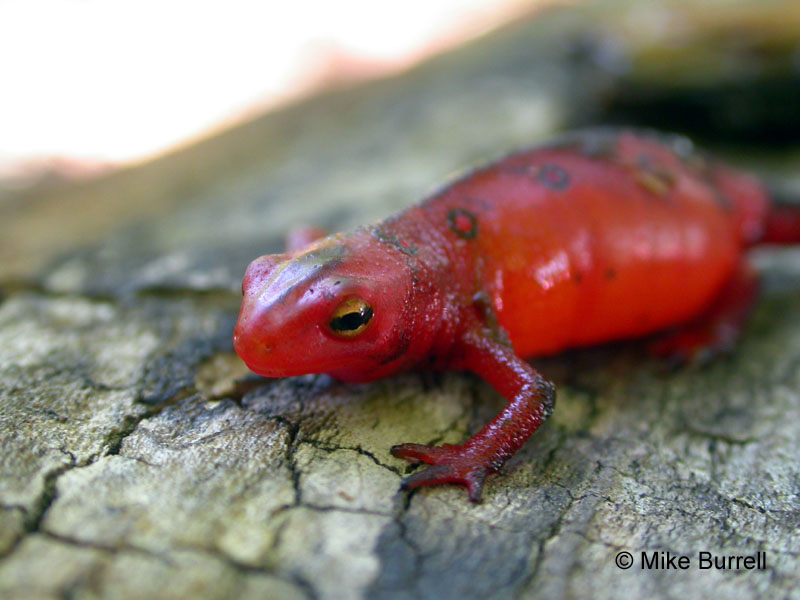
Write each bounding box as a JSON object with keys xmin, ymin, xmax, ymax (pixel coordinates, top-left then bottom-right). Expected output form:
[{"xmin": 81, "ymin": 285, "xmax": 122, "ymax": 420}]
[
  {"xmin": 0, "ymin": 0, "xmax": 541, "ymax": 184},
  {"xmin": 3, "ymin": 0, "xmax": 800, "ymax": 288},
  {"xmin": 6, "ymin": 0, "xmax": 799, "ymax": 187}
]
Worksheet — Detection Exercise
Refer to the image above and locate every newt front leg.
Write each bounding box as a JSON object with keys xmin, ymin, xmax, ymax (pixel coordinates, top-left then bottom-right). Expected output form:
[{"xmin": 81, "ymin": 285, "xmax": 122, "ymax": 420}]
[{"xmin": 392, "ymin": 327, "xmax": 556, "ymax": 502}]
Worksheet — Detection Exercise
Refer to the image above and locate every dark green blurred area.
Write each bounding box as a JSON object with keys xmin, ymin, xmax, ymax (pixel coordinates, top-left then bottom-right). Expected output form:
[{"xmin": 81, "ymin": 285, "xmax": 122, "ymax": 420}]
[
  {"xmin": 588, "ymin": 2, "xmax": 800, "ymax": 142},
  {"xmin": 477, "ymin": 0, "xmax": 800, "ymax": 143}
]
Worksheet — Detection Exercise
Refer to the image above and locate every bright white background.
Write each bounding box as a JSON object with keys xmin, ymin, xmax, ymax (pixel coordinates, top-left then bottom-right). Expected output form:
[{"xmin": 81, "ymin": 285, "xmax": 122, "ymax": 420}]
[{"xmin": 0, "ymin": 0, "xmax": 541, "ymax": 178}]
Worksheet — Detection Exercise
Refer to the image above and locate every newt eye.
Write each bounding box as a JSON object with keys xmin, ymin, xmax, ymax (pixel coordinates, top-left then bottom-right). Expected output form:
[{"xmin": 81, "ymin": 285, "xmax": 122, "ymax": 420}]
[{"xmin": 329, "ymin": 297, "xmax": 373, "ymax": 337}]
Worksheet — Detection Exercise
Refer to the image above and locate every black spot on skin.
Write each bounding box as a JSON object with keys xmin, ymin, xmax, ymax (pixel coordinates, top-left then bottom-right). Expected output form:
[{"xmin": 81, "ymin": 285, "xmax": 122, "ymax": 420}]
[
  {"xmin": 378, "ymin": 330, "xmax": 411, "ymax": 366},
  {"xmin": 539, "ymin": 164, "xmax": 570, "ymax": 190},
  {"xmin": 605, "ymin": 268, "xmax": 617, "ymax": 280},
  {"xmin": 503, "ymin": 162, "xmax": 572, "ymax": 192},
  {"xmin": 447, "ymin": 208, "xmax": 478, "ymax": 239},
  {"xmin": 373, "ymin": 228, "xmax": 418, "ymax": 256},
  {"xmin": 574, "ymin": 273, "xmax": 583, "ymax": 285}
]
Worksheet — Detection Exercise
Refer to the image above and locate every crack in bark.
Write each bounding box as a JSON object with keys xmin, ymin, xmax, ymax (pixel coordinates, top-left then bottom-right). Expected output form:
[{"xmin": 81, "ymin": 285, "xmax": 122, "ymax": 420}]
[
  {"xmin": 104, "ymin": 397, "xmax": 183, "ymax": 457},
  {"xmin": 0, "ymin": 459, "xmax": 77, "ymax": 561},
  {"xmin": 34, "ymin": 531, "xmax": 320, "ymax": 600},
  {"xmin": 283, "ymin": 417, "xmax": 303, "ymax": 499},
  {"xmin": 503, "ymin": 455, "xmax": 617, "ymax": 599},
  {"xmin": 517, "ymin": 504, "xmax": 571, "ymax": 596},
  {"xmin": 396, "ymin": 517, "xmax": 425, "ymax": 597},
  {"xmin": 300, "ymin": 438, "xmax": 403, "ymax": 475},
  {"xmin": 365, "ymin": 488, "xmax": 428, "ymax": 598},
  {"xmin": 0, "ymin": 378, "xmax": 188, "ymax": 565},
  {"xmin": 22, "ymin": 455, "xmax": 78, "ymax": 536},
  {"xmin": 41, "ymin": 530, "xmax": 175, "ymax": 565},
  {"xmin": 301, "ymin": 503, "xmax": 394, "ymax": 518}
]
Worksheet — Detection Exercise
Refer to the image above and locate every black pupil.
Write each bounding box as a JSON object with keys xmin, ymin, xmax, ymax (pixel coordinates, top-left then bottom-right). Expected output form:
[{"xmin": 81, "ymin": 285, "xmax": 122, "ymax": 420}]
[{"xmin": 330, "ymin": 306, "xmax": 373, "ymax": 331}]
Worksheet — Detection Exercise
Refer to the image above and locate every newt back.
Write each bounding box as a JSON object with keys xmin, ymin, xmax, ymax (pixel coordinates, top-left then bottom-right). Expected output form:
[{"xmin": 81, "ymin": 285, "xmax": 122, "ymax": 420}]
[{"xmin": 391, "ymin": 129, "xmax": 771, "ymax": 356}]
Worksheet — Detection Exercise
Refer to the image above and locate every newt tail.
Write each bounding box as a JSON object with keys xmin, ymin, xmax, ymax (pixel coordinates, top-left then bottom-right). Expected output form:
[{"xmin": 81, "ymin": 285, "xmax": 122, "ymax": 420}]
[{"xmin": 234, "ymin": 128, "xmax": 799, "ymax": 502}]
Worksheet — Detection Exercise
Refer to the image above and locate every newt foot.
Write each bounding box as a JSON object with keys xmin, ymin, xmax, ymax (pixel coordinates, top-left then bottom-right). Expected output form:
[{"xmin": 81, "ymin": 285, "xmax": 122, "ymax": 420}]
[{"xmin": 391, "ymin": 442, "xmax": 491, "ymax": 502}]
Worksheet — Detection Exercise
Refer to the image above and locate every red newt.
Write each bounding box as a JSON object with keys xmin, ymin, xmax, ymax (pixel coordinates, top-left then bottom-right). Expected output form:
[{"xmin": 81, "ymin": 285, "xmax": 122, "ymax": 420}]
[{"xmin": 233, "ymin": 128, "xmax": 800, "ymax": 502}]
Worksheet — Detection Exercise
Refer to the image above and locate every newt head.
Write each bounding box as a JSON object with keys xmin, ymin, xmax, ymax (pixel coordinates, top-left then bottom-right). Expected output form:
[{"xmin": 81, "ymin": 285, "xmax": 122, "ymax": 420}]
[{"xmin": 234, "ymin": 230, "xmax": 443, "ymax": 382}]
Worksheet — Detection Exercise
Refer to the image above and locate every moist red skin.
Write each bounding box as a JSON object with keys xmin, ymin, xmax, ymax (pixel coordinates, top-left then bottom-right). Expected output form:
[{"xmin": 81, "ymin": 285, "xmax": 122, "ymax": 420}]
[{"xmin": 234, "ymin": 129, "xmax": 799, "ymax": 502}]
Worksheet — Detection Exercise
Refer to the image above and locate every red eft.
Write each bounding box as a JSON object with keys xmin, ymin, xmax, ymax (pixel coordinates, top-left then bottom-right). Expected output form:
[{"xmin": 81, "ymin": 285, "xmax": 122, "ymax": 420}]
[{"xmin": 233, "ymin": 128, "xmax": 800, "ymax": 502}]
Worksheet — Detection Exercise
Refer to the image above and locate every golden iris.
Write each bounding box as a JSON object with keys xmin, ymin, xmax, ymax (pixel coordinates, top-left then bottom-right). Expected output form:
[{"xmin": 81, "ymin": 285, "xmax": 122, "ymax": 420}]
[{"xmin": 329, "ymin": 297, "xmax": 373, "ymax": 337}]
